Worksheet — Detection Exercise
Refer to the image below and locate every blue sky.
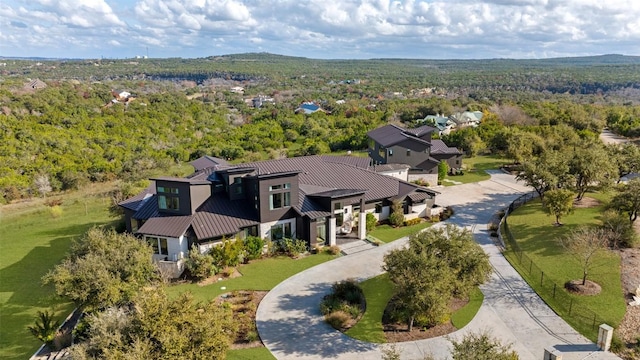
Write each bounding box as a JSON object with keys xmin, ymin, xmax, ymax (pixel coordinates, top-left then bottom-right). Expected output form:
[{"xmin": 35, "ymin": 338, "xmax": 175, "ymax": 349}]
[{"xmin": 1, "ymin": 0, "xmax": 639, "ymax": 60}]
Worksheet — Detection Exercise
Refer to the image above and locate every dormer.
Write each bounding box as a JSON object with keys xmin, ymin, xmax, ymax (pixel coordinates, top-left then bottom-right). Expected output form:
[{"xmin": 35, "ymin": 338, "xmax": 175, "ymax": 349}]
[
  {"xmin": 248, "ymin": 171, "xmax": 301, "ymax": 222},
  {"xmin": 215, "ymin": 167, "xmax": 257, "ymax": 201},
  {"xmin": 152, "ymin": 177, "xmax": 211, "ymax": 215}
]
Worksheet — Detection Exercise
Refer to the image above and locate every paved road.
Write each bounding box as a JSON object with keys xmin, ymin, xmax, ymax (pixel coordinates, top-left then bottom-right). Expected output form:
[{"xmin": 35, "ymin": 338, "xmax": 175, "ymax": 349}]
[{"xmin": 256, "ymin": 171, "xmax": 621, "ymax": 360}]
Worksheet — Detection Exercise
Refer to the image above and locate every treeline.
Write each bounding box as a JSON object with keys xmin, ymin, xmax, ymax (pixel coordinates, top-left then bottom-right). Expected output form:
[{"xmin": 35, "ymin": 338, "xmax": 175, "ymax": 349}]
[
  {"xmin": 2, "ymin": 59, "xmax": 640, "ymax": 203},
  {"xmin": 3, "ymin": 53, "xmax": 640, "ymax": 101}
]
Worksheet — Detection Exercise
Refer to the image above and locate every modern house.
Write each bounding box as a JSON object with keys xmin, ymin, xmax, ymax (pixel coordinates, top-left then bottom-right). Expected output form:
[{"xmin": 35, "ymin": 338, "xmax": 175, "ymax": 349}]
[
  {"xmin": 119, "ymin": 155, "xmax": 439, "ymax": 277},
  {"xmin": 367, "ymin": 124, "xmax": 463, "ymax": 185}
]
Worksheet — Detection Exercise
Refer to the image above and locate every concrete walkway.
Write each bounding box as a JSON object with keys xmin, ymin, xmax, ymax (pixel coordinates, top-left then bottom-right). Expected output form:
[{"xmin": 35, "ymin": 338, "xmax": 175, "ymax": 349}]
[{"xmin": 256, "ymin": 171, "xmax": 621, "ymax": 360}]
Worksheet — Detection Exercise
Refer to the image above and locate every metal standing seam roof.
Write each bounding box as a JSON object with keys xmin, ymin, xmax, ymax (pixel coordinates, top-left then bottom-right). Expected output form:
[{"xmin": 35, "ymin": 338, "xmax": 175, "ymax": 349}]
[
  {"xmin": 189, "ymin": 155, "xmax": 229, "ymax": 172},
  {"xmin": 366, "ymin": 124, "xmax": 433, "ymax": 148},
  {"xmin": 118, "ymin": 183, "xmax": 156, "ymax": 211},
  {"xmin": 373, "ymin": 163, "xmax": 412, "ymax": 172},
  {"xmin": 237, "ymin": 156, "xmax": 404, "ymax": 202},
  {"xmin": 430, "ymin": 139, "xmax": 463, "ymax": 155},
  {"xmin": 320, "ymin": 155, "xmax": 371, "ymax": 169},
  {"xmin": 128, "ymin": 155, "xmax": 439, "ymax": 240},
  {"xmin": 137, "ymin": 215, "xmax": 193, "ymax": 238}
]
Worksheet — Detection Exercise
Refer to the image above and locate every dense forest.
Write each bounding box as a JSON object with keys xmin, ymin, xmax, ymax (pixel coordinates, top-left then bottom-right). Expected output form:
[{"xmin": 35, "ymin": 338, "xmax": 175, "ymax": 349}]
[{"xmin": 1, "ymin": 53, "xmax": 640, "ymax": 202}]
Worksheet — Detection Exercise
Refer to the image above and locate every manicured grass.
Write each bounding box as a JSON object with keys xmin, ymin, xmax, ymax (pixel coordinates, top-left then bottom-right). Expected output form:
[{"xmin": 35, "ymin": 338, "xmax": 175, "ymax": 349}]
[
  {"xmin": 503, "ymin": 194, "xmax": 626, "ymax": 341},
  {"xmin": 227, "ymin": 347, "xmax": 277, "ymax": 360},
  {"xmin": 368, "ymin": 221, "xmax": 433, "ymax": 243},
  {"xmin": 450, "ymin": 287, "xmax": 484, "ymax": 329},
  {"xmin": 346, "ymin": 273, "xmax": 394, "ymax": 343},
  {"xmin": 0, "ymin": 185, "xmax": 116, "ymax": 360},
  {"xmin": 443, "ymin": 154, "xmax": 511, "ymax": 186},
  {"xmin": 165, "ymin": 253, "xmax": 337, "ymax": 302},
  {"xmin": 346, "ymin": 275, "xmax": 485, "ymax": 343}
]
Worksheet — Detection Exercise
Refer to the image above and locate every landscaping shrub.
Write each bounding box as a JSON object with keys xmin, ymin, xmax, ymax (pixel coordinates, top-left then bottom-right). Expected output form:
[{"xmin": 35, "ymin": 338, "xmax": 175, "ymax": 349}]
[
  {"xmin": 366, "ymin": 213, "xmax": 377, "ymax": 231},
  {"xmin": 389, "ymin": 199, "xmax": 405, "ymax": 227},
  {"xmin": 49, "ymin": 205, "xmax": 63, "ymax": 218},
  {"xmin": 403, "ymin": 218, "xmax": 422, "ymax": 226},
  {"xmin": 210, "ymin": 238, "xmax": 244, "ymax": 267},
  {"xmin": 327, "ymin": 245, "xmax": 341, "ymax": 255},
  {"xmin": 271, "ymin": 238, "xmax": 308, "ymax": 258},
  {"xmin": 440, "ymin": 206, "xmax": 455, "ymax": 220},
  {"xmin": 325, "ymin": 311, "xmax": 351, "ymax": 330},
  {"xmin": 185, "ymin": 246, "xmax": 217, "ymax": 281},
  {"xmin": 320, "ymin": 279, "xmax": 365, "ymax": 330},
  {"xmin": 243, "ymin": 236, "xmax": 265, "ymax": 261}
]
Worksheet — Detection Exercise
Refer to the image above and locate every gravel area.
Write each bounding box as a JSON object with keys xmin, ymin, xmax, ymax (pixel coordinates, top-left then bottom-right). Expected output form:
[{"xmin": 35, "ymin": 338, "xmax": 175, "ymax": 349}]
[{"xmin": 616, "ymin": 248, "xmax": 640, "ymax": 344}]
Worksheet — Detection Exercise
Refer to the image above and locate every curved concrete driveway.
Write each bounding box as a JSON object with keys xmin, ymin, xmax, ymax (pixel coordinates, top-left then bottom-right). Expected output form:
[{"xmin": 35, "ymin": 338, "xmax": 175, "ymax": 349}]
[{"xmin": 256, "ymin": 171, "xmax": 621, "ymax": 360}]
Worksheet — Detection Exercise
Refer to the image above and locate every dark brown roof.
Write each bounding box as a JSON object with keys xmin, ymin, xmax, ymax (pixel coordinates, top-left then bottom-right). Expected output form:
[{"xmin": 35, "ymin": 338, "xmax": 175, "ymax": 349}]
[
  {"xmin": 407, "ymin": 192, "xmax": 432, "ymax": 202},
  {"xmin": 321, "ymin": 155, "xmax": 371, "ymax": 169},
  {"xmin": 190, "ymin": 156, "xmax": 229, "ymax": 172},
  {"xmin": 238, "ymin": 156, "xmax": 402, "ymax": 202},
  {"xmin": 430, "ymin": 139, "xmax": 462, "ymax": 155},
  {"xmin": 191, "ymin": 195, "xmax": 259, "ymax": 240},
  {"xmin": 367, "ymin": 124, "xmax": 431, "ymax": 148},
  {"xmin": 132, "ymin": 195, "xmax": 160, "ymax": 220},
  {"xmin": 137, "ymin": 215, "xmax": 193, "ymax": 238},
  {"xmin": 403, "ymin": 125, "xmax": 437, "ymax": 137},
  {"xmin": 295, "ymin": 192, "xmax": 331, "ymax": 219},
  {"xmin": 151, "ymin": 176, "xmax": 211, "ymax": 185}
]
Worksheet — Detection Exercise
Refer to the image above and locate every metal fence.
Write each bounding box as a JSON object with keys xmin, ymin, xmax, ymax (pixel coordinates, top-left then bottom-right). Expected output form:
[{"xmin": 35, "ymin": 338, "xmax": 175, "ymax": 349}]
[{"xmin": 500, "ymin": 192, "xmax": 605, "ymax": 333}]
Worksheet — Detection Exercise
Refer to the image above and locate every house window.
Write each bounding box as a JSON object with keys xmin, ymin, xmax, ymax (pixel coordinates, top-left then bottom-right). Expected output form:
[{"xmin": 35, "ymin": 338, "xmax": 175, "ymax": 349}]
[
  {"xmin": 146, "ymin": 236, "xmax": 168, "ymax": 256},
  {"xmin": 456, "ymin": 160, "xmax": 460, "ymax": 165},
  {"xmin": 271, "ymin": 222, "xmax": 292, "ymax": 241},
  {"xmin": 406, "ymin": 149, "xmax": 411, "ymax": 156},
  {"xmin": 158, "ymin": 195, "xmax": 179, "ymax": 210},
  {"xmin": 374, "ymin": 202, "xmax": 383, "ymax": 214},
  {"xmin": 269, "ymin": 183, "xmax": 291, "ymax": 210},
  {"xmin": 157, "ymin": 186, "xmax": 179, "ymax": 194},
  {"xmin": 241, "ymin": 225, "xmax": 259, "ymax": 239},
  {"xmin": 334, "ymin": 202, "xmax": 342, "ymax": 211},
  {"xmin": 157, "ymin": 186, "xmax": 180, "ymax": 211},
  {"xmin": 388, "ymin": 149, "xmax": 393, "ymax": 156}
]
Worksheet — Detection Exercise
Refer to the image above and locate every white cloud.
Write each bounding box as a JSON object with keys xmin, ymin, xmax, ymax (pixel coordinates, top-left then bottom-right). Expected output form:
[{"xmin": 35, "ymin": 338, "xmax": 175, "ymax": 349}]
[{"xmin": 0, "ymin": 0, "xmax": 638, "ymax": 59}]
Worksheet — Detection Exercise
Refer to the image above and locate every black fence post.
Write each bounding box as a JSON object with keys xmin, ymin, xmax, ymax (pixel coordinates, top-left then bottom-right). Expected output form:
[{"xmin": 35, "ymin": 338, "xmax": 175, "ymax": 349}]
[
  {"xmin": 529, "ymin": 259, "xmax": 533, "ymax": 274},
  {"xmin": 569, "ymin": 299, "xmax": 573, "ymax": 315},
  {"xmin": 540, "ymin": 271, "xmax": 544, "ymax": 286},
  {"xmin": 553, "ymin": 283, "xmax": 556, "ymax": 298}
]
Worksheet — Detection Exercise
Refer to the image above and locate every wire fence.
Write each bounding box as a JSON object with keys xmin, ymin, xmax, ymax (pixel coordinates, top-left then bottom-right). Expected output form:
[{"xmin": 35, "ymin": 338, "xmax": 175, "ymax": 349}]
[{"xmin": 499, "ymin": 192, "xmax": 605, "ymax": 334}]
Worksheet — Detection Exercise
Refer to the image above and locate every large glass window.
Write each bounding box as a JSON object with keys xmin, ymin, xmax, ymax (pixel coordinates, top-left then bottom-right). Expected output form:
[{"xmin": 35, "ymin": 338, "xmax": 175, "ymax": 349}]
[
  {"xmin": 158, "ymin": 195, "xmax": 179, "ymax": 210},
  {"xmin": 157, "ymin": 186, "xmax": 180, "ymax": 211},
  {"xmin": 146, "ymin": 236, "xmax": 168, "ymax": 255},
  {"xmin": 270, "ymin": 222, "xmax": 292, "ymax": 241},
  {"xmin": 269, "ymin": 184, "xmax": 291, "ymax": 210}
]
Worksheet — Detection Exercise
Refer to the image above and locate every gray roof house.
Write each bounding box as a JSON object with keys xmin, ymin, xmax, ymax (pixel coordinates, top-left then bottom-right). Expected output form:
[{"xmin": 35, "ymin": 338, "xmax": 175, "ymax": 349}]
[
  {"xmin": 119, "ymin": 155, "xmax": 439, "ymax": 278},
  {"xmin": 367, "ymin": 124, "xmax": 463, "ymax": 184}
]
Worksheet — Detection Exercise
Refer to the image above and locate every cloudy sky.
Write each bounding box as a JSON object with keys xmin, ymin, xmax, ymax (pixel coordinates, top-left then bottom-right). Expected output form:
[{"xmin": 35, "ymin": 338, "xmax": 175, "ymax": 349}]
[{"xmin": 1, "ymin": 0, "xmax": 639, "ymax": 60}]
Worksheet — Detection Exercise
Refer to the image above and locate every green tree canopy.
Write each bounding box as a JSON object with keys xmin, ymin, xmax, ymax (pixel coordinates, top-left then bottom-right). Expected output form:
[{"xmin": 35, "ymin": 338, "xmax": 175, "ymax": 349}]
[
  {"xmin": 68, "ymin": 289, "xmax": 236, "ymax": 360},
  {"xmin": 43, "ymin": 227, "xmax": 159, "ymax": 311},
  {"xmin": 610, "ymin": 178, "xmax": 640, "ymax": 222},
  {"xmin": 543, "ymin": 188, "xmax": 575, "ymax": 225}
]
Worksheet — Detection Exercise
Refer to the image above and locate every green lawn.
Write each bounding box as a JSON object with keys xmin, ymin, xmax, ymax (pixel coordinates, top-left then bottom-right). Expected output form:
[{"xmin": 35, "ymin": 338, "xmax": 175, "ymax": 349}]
[
  {"xmin": 165, "ymin": 253, "xmax": 337, "ymax": 302},
  {"xmin": 346, "ymin": 275, "xmax": 485, "ymax": 343},
  {"xmin": 227, "ymin": 347, "xmax": 277, "ymax": 360},
  {"xmin": 443, "ymin": 154, "xmax": 511, "ymax": 186},
  {"xmin": 346, "ymin": 273, "xmax": 394, "ymax": 342},
  {"xmin": 504, "ymin": 194, "xmax": 626, "ymax": 341},
  {"xmin": 368, "ymin": 221, "xmax": 433, "ymax": 243},
  {"xmin": 450, "ymin": 287, "xmax": 484, "ymax": 329},
  {"xmin": 0, "ymin": 186, "xmax": 116, "ymax": 360}
]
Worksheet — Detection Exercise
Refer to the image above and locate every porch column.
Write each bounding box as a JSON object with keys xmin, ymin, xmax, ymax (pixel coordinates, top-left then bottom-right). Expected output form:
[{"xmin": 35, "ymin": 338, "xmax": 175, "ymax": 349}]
[
  {"xmin": 328, "ymin": 216, "xmax": 337, "ymax": 246},
  {"xmin": 358, "ymin": 198, "xmax": 366, "ymax": 240}
]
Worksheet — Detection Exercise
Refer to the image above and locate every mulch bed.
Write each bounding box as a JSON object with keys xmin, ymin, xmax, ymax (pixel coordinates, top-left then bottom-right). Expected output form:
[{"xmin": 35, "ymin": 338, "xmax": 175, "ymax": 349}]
[
  {"xmin": 383, "ymin": 297, "xmax": 468, "ymax": 343},
  {"xmin": 564, "ymin": 279, "xmax": 602, "ymax": 295}
]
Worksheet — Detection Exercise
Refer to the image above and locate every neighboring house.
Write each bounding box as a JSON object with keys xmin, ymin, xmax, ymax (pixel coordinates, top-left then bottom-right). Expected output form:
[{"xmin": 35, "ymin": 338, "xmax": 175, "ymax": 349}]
[
  {"xmin": 230, "ymin": 86, "xmax": 245, "ymax": 94},
  {"xmin": 367, "ymin": 124, "xmax": 463, "ymax": 184},
  {"xmin": 422, "ymin": 114, "xmax": 456, "ymax": 135},
  {"xmin": 295, "ymin": 102, "xmax": 327, "ymax": 114},
  {"xmin": 251, "ymin": 95, "xmax": 275, "ymax": 108},
  {"xmin": 450, "ymin": 111, "xmax": 483, "ymax": 128},
  {"xmin": 24, "ymin": 79, "xmax": 47, "ymax": 90},
  {"xmin": 119, "ymin": 155, "xmax": 439, "ymax": 277},
  {"xmin": 110, "ymin": 90, "xmax": 135, "ymax": 104}
]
